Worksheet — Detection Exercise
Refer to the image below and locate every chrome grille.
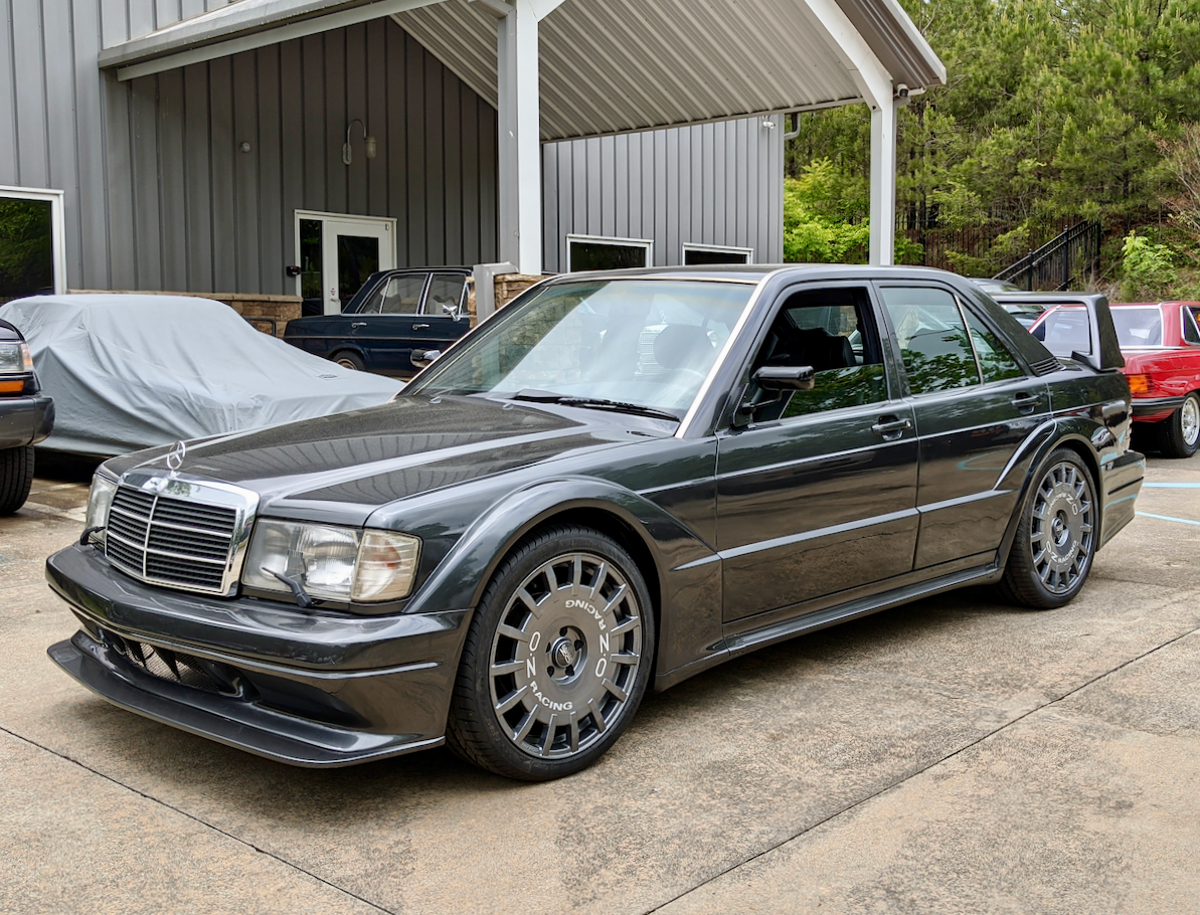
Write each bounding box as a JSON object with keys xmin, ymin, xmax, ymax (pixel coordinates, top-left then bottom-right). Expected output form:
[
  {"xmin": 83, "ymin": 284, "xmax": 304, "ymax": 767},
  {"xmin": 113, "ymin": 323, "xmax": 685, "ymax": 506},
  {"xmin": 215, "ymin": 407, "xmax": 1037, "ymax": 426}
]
[{"xmin": 105, "ymin": 483, "xmax": 240, "ymax": 594}]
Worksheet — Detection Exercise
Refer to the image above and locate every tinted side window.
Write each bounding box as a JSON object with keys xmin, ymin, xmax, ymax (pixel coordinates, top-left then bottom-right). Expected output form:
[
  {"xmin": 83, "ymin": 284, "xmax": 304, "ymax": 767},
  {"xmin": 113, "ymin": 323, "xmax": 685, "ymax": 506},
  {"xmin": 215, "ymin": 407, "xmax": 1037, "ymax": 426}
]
[
  {"xmin": 964, "ymin": 310, "xmax": 1024, "ymax": 382},
  {"xmin": 748, "ymin": 287, "xmax": 887, "ymax": 420},
  {"xmin": 880, "ymin": 286, "xmax": 979, "ymax": 395}
]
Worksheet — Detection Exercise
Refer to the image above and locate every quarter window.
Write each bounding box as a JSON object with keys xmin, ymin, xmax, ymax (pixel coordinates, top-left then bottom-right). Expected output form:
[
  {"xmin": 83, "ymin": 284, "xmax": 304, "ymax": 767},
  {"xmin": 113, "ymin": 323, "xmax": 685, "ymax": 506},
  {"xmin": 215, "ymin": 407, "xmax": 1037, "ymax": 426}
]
[
  {"xmin": 880, "ymin": 286, "xmax": 980, "ymax": 395},
  {"xmin": 964, "ymin": 311, "xmax": 1024, "ymax": 382}
]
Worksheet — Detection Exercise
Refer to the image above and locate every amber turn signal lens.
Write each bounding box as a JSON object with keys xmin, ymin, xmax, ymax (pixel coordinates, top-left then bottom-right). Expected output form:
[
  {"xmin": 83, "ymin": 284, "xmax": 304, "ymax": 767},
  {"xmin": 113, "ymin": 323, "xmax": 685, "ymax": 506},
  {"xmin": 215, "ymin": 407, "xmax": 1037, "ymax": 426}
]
[
  {"xmin": 0, "ymin": 380, "xmax": 23, "ymax": 394},
  {"xmin": 1126, "ymin": 374, "xmax": 1152, "ymax": 395}
]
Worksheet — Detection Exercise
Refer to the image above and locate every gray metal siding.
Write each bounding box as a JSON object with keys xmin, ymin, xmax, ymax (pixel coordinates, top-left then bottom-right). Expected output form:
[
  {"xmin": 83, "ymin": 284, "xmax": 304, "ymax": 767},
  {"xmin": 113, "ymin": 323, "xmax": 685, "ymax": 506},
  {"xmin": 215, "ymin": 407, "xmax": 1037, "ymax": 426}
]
[
  {"xmin": 542, "ymin": 114, "xmax": 783, "ymax": 273},
  {"xmin": 1, "ymin": 4, "xmax": 497, "ymax": 294}
]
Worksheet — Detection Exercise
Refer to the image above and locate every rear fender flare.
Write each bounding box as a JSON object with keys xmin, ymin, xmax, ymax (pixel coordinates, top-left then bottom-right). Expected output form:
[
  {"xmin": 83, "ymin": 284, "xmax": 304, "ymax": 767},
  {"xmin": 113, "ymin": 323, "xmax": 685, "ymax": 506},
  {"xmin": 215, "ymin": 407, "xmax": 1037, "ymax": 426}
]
[{"xmin": 995, "ymin": 421, "xmax": 1105, "ymax": 571}]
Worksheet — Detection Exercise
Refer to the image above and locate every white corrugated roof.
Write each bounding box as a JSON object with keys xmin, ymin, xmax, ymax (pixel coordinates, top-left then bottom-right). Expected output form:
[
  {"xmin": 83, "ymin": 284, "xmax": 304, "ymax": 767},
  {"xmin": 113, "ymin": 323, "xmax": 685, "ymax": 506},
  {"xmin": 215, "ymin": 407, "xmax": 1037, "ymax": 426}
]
[{"xmin": 98, "ymin": 0, "xmax": 945, "ymax": 142}]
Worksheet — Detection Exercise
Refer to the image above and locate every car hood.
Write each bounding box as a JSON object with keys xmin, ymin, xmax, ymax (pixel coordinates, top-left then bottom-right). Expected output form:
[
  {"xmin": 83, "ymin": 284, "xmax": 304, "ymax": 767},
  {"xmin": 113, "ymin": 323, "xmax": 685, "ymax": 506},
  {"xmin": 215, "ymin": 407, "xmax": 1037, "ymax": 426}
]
[{"xmin": 106, "ymin": 395, "xmax": 671, "ymax": 524}]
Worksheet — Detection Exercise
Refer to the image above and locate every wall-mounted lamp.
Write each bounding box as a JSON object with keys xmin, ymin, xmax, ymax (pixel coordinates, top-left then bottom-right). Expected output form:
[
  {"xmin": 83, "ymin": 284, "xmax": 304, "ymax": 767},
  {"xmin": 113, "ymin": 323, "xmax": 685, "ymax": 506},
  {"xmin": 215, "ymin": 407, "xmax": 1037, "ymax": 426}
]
[{"xmin": 343, "ymin": 118, "xmax": 377, "ymax": 166}]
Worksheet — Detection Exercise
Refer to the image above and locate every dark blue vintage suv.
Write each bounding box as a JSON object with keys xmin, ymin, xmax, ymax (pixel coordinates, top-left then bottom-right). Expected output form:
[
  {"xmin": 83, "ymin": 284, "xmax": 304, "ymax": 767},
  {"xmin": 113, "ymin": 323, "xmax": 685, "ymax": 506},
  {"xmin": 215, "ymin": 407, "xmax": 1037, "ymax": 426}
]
[{"xmin": 283, "ymin": 267, "xmax": 472, "ymax": 378}]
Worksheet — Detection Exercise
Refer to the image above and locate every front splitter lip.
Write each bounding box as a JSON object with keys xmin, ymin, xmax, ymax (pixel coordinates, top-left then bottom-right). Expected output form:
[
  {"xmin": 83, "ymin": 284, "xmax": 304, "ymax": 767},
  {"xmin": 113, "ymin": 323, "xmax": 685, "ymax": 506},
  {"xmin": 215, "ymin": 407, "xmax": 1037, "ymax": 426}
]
[{"xmin": 49, "ymin": 632, "xmax": 443, "ymax": 768}]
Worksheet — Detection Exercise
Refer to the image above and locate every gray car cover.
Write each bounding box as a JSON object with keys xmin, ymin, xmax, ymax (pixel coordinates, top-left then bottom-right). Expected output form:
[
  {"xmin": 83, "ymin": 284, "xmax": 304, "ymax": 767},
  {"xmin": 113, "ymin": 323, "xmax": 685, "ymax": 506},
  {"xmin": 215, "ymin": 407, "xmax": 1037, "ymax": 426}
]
[{"xmin": 0, "ymin": 294, "xmax": 403, "ymax": 456}]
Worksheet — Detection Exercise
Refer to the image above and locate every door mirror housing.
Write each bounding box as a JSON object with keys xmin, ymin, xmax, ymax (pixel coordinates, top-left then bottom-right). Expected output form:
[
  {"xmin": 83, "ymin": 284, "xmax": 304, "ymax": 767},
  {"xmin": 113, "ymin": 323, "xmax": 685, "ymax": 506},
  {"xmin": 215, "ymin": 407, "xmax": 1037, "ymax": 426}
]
[
  {"xmin": 411, "ymin": 349, "xmax": 441, "ymax": 369},
  {"xmin": 752, "ymin": 365, "xmax": 815, "ymax": 391}
]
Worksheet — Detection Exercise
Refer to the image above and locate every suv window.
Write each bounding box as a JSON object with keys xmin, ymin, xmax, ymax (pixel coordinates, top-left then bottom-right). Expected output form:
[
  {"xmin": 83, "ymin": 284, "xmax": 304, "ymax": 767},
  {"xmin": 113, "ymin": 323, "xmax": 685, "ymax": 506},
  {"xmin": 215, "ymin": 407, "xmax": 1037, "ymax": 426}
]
[
  {"xmin": 367, "ymin": 274, "xmax": 425, "ymax": 315},
  {"xmin": 426, "ymin": 274, "xmax": 467, "ymax": 317},
  {"xmin": 880, "ymin": 286, "xmax": 980, "ymax": 395},
  {"xmin": 745, "ymin": 287, "xmax": 887, "ymax": 421}
]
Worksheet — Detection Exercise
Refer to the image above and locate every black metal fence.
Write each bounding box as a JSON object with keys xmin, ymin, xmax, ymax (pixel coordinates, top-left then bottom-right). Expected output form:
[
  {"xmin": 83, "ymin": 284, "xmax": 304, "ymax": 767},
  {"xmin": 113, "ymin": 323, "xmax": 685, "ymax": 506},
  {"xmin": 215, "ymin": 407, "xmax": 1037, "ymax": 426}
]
[{"xmin": 993, "ymin": 221, "xmax": 1102, "ymax": 291}]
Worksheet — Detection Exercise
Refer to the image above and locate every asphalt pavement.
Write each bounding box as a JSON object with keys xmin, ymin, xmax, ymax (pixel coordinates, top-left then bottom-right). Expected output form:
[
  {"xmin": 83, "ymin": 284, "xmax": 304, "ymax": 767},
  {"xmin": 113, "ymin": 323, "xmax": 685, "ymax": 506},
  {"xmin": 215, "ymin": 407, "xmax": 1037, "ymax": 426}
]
[{"xmin": 1, "ymin": 448, "xmax": 1197, "ymax": 915}]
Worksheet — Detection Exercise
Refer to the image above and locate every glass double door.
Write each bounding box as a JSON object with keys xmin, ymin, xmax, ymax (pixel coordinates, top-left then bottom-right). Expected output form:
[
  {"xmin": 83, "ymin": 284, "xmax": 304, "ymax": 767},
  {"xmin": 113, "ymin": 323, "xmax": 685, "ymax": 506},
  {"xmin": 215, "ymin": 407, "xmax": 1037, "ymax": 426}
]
[{"xmin": 296, "ymin": 213, "xmax": 396, "ymax": 315}]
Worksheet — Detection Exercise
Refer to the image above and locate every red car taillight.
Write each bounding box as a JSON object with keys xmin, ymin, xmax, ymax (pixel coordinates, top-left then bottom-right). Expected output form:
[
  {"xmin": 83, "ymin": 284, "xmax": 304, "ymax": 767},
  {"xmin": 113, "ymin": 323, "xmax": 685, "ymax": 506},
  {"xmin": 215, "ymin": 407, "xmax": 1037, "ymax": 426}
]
[{"xmin": 1126, "ymin": 373, "xmax": 1153, "ymax": 395}]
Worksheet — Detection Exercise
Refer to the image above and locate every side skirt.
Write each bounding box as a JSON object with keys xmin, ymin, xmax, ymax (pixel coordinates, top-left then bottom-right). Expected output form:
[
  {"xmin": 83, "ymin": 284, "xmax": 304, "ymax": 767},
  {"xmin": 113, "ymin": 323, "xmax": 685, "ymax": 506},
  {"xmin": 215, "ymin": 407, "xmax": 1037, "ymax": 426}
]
[{"xmin": 723, "ymin": 561, "xmax": 1001, "ymax": 659}]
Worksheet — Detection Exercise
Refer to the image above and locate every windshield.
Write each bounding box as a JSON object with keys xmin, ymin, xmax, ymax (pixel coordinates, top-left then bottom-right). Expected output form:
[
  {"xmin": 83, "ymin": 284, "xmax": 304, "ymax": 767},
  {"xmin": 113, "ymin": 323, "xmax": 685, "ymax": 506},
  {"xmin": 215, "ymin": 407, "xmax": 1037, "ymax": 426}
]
[{"xmin": 407, "ymin": 279, "xmax": 756, "ymax": 416}]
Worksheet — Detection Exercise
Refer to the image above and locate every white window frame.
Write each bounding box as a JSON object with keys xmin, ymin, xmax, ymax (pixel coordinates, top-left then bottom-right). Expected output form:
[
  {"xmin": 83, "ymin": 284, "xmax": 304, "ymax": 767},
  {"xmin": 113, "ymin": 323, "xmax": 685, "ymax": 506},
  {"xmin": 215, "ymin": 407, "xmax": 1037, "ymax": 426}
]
[
  {"xmin": 292, "ymin": 209, "xmax": 398, "ymax": 299},
  {"xmin": 0, "ymin": 186, "xmax": 67, "ymax": 294},
  {"xmin": 566, "ymin": 234, "xmax": 654, "ymax": 272},
  {"xmin": 681, "ymin": 242, "xmax": 754, "ymax": 265}
]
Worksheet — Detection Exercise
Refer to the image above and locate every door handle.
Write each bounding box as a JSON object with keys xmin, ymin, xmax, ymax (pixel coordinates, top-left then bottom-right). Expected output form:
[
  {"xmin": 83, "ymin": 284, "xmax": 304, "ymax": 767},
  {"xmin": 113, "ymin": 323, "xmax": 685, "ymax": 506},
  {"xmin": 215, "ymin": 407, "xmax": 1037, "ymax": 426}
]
[
  {"xmin": 870, "ymin": 416, "xmax": 912, "ymax": 440},
  {"xmin": 1011, "ymin": 393, "xmax": 1040, "ymax": 414},
  {"xmin": 413, "ymin": 323, "xmax": 430, "ymax": 330},
  {"xmin": 350, "ymin": 322, "xmax": 367, "ymax": 329}
]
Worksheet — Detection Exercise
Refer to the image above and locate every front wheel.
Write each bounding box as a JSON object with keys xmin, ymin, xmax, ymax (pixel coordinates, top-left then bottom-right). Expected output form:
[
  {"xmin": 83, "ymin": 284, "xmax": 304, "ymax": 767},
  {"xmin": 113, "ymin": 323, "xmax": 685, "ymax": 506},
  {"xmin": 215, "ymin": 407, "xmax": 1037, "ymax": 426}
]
[
  {"xmin": 1001, "ymin": 448, "xmax": 1097, "ymax": 609},
  {"xmin": 0, "ymin": 446, "xmax": 34, "ymax": 515},
  {"xmin": 446, "ymin": 526, "xmax": 655, "ymax": 781},
  {"xmin": 1159, "ymin": 392, "xmax": 1199, "ymax": 459}
]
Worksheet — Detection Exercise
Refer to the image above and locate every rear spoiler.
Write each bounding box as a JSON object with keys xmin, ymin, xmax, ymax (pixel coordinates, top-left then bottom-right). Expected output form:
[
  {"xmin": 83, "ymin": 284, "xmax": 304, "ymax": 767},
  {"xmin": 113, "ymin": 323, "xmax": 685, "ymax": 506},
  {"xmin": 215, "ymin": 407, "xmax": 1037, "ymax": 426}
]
[{"xmin": 993, "ymin": 293, "xmax": 1125, "ymax": 372}]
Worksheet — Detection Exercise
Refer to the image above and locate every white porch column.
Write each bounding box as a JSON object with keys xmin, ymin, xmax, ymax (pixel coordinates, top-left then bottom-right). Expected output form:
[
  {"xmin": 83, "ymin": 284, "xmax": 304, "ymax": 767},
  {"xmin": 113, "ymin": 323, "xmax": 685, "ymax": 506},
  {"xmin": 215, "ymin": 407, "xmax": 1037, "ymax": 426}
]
[
  {"xmin": 494, "ymin": 1, "xmax": 546, "ymax": 274},
  {"xmin": 869, "ymin": 96, "xmax": 898, "ymax": 266}
]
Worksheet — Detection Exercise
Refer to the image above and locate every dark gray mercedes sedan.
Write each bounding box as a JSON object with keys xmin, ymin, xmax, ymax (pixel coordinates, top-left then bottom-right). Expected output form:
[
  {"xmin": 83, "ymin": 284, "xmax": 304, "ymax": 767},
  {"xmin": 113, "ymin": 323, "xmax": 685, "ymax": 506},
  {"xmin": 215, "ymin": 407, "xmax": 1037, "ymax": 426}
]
[{"xmin": 47, "ymin": 266, "xmax": 1144, "ymax": 780}]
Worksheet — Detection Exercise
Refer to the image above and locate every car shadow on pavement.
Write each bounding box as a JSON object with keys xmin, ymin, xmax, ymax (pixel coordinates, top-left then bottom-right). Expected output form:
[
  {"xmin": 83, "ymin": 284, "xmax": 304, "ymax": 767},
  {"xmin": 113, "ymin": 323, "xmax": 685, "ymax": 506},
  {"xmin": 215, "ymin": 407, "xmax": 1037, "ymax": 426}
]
[{"xmin": 52, "ymin": 585, "xmax": 1026, "ymax": 813}]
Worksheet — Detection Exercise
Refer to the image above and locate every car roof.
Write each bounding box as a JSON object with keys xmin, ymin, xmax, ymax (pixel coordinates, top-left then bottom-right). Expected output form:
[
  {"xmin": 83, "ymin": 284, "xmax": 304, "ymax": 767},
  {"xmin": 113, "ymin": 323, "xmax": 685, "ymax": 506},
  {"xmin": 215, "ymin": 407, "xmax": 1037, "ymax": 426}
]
[{"xmin": 543, "ymin": 264, "xmax": 981, "ymax": 285}]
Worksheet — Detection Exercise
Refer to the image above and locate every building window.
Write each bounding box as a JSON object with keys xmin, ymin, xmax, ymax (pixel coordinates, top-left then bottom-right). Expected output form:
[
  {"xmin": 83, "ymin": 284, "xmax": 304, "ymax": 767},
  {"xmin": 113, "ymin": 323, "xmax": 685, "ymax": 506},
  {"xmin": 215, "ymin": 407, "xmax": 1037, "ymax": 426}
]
[
  {"xmin": 566, "ymin": 235, "xmax": 653, "ymax": 272},
  {"xmin": 0, "ymin": 186, "xmax": 65, "ymax": 303},
  {"xmin": 682, "ymin": 243, "xmax": 753, "ymax": 266}
]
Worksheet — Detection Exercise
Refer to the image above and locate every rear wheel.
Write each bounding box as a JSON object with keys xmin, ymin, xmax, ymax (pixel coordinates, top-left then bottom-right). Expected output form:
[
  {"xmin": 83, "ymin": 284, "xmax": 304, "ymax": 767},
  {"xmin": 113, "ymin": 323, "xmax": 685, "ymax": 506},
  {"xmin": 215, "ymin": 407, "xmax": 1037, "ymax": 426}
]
[
  {"xmin": 332, "ymin": 351, "xmax": 364, "ymax": 372},
  {"xmin": 446, "ymin": 526, "xmax": 655, "ymax": 781},
  {"xmin": 0, "ymin": 446, "xmax": 34, "ymax": 515},
  {"xmin": 1001, "ymin": 448, "xmax": 1096, "ymax": 609},
  {"xmin": 1159, "ymin": 392, "xmax": 1199, "ymax": 459}
]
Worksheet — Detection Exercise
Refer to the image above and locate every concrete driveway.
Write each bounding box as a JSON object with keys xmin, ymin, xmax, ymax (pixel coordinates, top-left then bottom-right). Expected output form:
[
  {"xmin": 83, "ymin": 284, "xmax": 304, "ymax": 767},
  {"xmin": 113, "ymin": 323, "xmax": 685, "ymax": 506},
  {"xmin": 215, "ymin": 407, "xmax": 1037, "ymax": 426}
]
[{"xmin": 1, "ymin": 450, "xmax": 1197, "ymax": 915}]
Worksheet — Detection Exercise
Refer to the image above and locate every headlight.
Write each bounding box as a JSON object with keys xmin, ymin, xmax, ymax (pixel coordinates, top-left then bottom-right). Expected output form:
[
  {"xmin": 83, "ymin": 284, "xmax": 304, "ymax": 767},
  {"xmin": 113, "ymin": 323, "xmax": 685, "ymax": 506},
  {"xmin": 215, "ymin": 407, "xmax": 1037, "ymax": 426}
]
[
  {"xmin": 0, "ymin": 340, "xmax": 32, "ymax": 374},
  {"xmin": 84, "ymin": 473, "xmax": 118, "ymax": 544},
  {"xmin": 242, "ymin": 520, "xmax": 420, "ymax": 604}
]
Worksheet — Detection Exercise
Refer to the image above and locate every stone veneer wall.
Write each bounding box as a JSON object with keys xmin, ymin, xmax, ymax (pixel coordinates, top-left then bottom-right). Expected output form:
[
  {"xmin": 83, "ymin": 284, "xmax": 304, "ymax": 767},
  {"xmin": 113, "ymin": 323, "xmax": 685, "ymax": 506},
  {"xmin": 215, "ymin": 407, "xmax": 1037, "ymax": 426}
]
[
  {"xmin": 69, "ymin": 290, "xmax": 302, "ymax": 337},
  {"xmin": 466, "ymin": 274, "xmax": 543, "ymax": 328}
]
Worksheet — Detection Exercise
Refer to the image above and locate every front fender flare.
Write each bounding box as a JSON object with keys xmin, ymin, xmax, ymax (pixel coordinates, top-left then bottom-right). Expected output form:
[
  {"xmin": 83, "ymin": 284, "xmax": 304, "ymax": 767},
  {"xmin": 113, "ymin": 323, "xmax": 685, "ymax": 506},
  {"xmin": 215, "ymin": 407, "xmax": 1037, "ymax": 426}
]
[{"xmin": 402, "ymin": 476, "xmax": 725, "ymax": 689}]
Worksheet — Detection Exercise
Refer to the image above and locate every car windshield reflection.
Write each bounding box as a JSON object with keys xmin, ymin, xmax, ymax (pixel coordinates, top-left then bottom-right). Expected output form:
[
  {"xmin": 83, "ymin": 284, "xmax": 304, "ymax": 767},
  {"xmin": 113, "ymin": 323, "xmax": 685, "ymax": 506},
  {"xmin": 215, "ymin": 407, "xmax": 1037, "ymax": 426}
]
[{"xmin": 407, "ymin": 279, "xmax": 756, "ymax": 416}]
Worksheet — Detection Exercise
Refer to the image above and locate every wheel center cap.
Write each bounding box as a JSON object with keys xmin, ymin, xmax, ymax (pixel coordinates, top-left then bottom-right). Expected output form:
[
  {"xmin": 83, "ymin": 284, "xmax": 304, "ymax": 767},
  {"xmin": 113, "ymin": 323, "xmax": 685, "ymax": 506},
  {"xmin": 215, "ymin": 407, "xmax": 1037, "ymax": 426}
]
[{"xmin": 551, "ymin": 638, "xmax": 578, "ymax": 669}]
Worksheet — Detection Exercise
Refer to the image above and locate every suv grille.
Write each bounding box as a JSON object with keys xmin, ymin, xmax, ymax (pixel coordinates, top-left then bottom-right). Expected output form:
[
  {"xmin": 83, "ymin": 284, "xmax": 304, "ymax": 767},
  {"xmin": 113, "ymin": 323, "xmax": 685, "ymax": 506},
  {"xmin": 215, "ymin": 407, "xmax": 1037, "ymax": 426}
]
[{"xmin": 105, "ymin": 485, "xmax": 239, "ymax": 594}]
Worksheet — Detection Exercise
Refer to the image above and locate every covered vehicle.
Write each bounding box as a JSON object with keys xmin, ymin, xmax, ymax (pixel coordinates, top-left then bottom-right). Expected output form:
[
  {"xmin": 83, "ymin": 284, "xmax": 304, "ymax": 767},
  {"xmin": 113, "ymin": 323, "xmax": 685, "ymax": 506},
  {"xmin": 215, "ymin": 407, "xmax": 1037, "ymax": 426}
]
[
  {"xmin": 0, "ymin": 319, "xmax": 54, "ymax": 513},
  {"xmin": 46, "ymin": 266, "xmax": 1143, "ymax": 781},
  {"xmin": 283, "ymin": 268, "xmax": 472, "ymax": 378},
  {"xmin": 0, "ymin": 295, "xmax": 402, "ymax": 456},
  {"xmin": 1031, "ymin": 299, "xmax": 1200, "ymax": 457}
]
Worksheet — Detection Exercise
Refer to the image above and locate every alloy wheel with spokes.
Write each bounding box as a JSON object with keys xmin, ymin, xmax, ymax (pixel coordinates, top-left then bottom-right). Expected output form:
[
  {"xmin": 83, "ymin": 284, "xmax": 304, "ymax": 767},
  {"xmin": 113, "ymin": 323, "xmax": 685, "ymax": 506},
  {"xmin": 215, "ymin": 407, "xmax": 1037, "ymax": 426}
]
[
  {"xmin": 1002, "ymin": 448, "xmax": 1097, "ymax": 609},
  {"xmin": 447, "ymin": 526, "xmax": 655, "ymax": 780},
  {"xmin": 1160, "ymin": 391, "xmax": 1199, "ymax": 458}
]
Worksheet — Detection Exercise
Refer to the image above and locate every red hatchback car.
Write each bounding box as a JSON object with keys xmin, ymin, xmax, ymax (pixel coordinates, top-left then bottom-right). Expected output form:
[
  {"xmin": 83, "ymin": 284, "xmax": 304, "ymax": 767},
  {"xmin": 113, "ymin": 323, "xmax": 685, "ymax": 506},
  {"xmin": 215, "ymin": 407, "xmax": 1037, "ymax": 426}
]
[{"xmin": 1032, "ymin": 300, "xmax": 1200, "ymax": 457}]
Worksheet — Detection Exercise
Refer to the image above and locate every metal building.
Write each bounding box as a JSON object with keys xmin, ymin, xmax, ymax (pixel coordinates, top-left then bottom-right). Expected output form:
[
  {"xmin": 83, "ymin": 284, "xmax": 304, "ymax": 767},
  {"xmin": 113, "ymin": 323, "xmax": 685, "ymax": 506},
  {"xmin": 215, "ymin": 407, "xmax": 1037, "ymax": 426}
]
[{"xmin": 0, "ymin": 0, "xmax": 944, "ymax": 305}]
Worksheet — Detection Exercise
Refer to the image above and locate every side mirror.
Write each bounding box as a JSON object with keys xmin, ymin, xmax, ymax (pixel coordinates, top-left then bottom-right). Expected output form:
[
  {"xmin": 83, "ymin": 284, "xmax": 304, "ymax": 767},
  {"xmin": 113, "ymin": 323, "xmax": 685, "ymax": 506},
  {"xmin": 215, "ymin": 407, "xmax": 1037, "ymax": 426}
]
[
  {"xmin": 752, "ymin": 365, "xmax": 815, "ymax": 391},
  {"xmin": 411, "ymin": 349, "xmax": 441, "ymax": 369}
]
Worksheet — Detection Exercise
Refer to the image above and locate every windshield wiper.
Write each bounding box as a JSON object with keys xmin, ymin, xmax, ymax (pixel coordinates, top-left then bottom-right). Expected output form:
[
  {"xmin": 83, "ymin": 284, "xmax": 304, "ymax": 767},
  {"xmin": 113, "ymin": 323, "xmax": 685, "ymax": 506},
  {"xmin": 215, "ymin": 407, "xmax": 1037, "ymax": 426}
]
[{"xmin": 511, "ymin": 390, "xmax": 681, "ymax": 422}]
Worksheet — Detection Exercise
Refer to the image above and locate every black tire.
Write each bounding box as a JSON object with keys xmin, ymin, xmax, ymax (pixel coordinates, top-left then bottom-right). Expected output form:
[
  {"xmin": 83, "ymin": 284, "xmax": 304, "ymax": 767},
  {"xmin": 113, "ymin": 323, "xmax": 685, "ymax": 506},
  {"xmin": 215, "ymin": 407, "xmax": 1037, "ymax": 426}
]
[
  {"xmin": 1159, "ymin": 392, "xmax": 1199, "ymax": 459},
  {"xmin": 331, "ymin": 351, "xmax": 365, "ymax": 372},
  {"xmin": 0, "ymin": 446, "xmax": 34, "ymax": 515},
  {"xmin": 445, "ymin": 525, "xmax": 656, "ymax": 781},
  {"xmin": 1001, "ymin": 448, "xmax": 1097, "ymax": 609}
]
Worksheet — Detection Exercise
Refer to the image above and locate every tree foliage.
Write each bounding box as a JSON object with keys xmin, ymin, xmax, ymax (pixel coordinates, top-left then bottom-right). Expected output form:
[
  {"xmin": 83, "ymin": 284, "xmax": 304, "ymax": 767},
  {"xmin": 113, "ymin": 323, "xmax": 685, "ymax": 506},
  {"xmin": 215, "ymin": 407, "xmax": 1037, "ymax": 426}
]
[{"xmin": 783, "ymin": 0, "xmax": 1200, "ymax": 289}]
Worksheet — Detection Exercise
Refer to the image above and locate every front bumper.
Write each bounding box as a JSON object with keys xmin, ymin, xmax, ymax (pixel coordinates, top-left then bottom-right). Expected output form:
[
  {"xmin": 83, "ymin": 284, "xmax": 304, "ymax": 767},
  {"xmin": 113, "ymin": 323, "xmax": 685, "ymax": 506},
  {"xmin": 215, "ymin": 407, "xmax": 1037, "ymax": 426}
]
[
  {"xmin": 0, "ymin": 393, "xmax": 54, "ymax": 449},
  {"xmin": 46, "ymin": 544, "xmax": 472, "ymax": 767}
]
